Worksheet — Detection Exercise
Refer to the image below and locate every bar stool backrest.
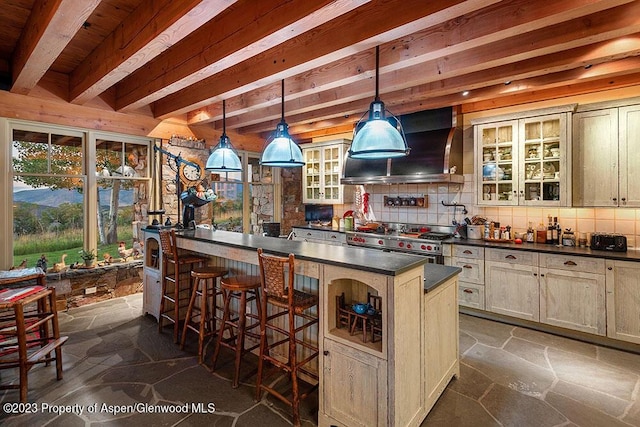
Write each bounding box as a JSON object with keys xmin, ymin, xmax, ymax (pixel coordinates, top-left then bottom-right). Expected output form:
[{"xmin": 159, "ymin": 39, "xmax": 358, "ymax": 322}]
[
  {"xmin": 158, "ymin": 230, "xmax": 178, "ymax": 261},
  {"xmin": 257, "ymin": 248, "xmax": 294, "ymax": 301}
]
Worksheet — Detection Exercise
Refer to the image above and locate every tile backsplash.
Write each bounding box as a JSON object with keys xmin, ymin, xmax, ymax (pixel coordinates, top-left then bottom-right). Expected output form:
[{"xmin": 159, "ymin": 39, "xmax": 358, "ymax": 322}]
[{"xmin": 343, "ymin": 174, "xmax": 640, "ymax": 248}]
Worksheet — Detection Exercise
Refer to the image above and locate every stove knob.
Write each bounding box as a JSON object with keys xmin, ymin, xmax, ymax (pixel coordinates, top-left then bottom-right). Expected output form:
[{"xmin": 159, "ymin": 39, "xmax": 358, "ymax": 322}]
[
  {"xmin": 398, "ymin": 242, "xmax": 405, "ymax": 248},
  {"xmin": 406, "ymin": 244, "xmax": 412, "ymax": 249},
  {"xmin": 421, "ymin": 244, "xmax": 427, "ymax": 250},
  {"xmin": 378, "ymin": 240, "xmax": 384, "ymax": 245},
  {"xmin": 426, "ymin": 245, "xmax": 432, "ymax": 251}
]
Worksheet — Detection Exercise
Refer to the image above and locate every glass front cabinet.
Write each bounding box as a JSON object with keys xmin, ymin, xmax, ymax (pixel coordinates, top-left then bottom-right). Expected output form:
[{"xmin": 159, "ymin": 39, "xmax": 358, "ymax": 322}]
[
  {"xmin": 302, "ymin": 139, "xmax": 351, "ymax": 204},
  {"xmin": 475, "ymin": 108, "xmax": 573, "ymax": 206}
]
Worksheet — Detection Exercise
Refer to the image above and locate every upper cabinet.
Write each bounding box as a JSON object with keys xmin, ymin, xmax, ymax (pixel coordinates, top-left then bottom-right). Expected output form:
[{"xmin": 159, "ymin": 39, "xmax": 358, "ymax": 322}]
[
  {"xmin": 302, "ymin": 139, "xmax": 351, "ymax": 204},
  {"xmin": 474, "ymin": 106, "xmax": 573, "ymax": 206},
  {"xmin": 573, "ymin": 103, "xmax": 640, "ymax": 207}
]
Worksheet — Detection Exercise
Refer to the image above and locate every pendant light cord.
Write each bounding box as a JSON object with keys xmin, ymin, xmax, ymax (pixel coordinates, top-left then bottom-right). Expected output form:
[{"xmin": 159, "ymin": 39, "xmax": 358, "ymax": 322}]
[
  {"xmin": 222, "ymin": 99, "xmax": 226, "ymax": 136},
  {"xmin": 374, "ymin": 46, "xmax": 380, "ymax": 102},
  {"xmin": 281, "ymin": 79, "xmax": 285, "ymax": 121}
]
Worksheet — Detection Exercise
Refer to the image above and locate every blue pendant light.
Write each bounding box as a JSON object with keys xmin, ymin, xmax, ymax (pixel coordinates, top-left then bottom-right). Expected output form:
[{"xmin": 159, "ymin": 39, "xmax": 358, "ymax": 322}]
[
  {"xmin": 348, "ymin": 46, "xmax": 409, "ymax": 159},
  {"xmin": 260, "ymin": 80, "xmax": 304, "ymax": 167},
  {"xmin": 205, "ymin": 100, "xmax": 242, "ymax": 172}
]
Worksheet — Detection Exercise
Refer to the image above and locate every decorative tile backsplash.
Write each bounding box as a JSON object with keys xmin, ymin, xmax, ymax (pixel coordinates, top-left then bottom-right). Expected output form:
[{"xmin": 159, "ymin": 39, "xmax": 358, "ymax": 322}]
[{"xmin": 347, "ymin": 174, "xmax": 640, "ymax": 248}]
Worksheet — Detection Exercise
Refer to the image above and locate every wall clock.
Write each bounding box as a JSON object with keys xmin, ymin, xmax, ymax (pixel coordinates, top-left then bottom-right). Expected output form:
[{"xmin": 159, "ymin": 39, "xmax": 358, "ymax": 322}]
[{"xmin": 179, "ymin": 158, "xmax": 204, "ymax": 184}]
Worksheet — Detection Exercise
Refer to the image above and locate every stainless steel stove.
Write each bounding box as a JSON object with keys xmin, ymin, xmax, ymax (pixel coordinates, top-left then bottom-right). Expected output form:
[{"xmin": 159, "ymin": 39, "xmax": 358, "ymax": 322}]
[{"xmin": 346, "ymin": 224, "xmax": 455, "ymax": 264}]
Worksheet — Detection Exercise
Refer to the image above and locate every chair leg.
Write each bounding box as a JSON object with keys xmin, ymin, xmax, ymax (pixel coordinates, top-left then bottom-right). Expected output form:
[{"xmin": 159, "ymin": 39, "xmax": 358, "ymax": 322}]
[
  {"xmin": 158, "ymin": 261, "xmax": 167, "ymax": 334},
  {"xmin": 255, "ymin": 296, "xmax": 267, "ymax": 401},
  {"xmin": 232, "ymin": 290, "xmax": 247, "ymax": 388},
  {"xmin": 172, "ymin": 262, "xmax": 181, "ymax": 344},
  {"xmin": 180, "ymin": 276, "xmax": 199, "ymax": 351},
  {"xmin": 289, "ymin": 310, "xmax": 301, "ymax": 427},
  {"xmin": 211, "ymin": 289, "xmax": 231, "ymax": 371}
]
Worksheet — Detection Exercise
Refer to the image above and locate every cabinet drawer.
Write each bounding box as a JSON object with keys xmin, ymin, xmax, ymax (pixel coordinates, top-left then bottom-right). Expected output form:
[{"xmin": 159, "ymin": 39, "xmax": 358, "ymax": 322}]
[
  {"xmin": 459, "ymin": 282, "xmax": 485, "ymax": 310},
  {"xmin": 486, "ymin": 248, "xmax": 537, "ymax": 266},
  {"xmin": 453, "ymin": 245, "xmax": 484, "ymax": 259},
  {"xmin": 325, "ymin": 231, "xmax": 346, "ymax": 245},
  {"xmin": 451, "ymin": 257, "xmax": 484, "ymax": 284},
  {"xmin": 539, "ymin": 253, "xmax": 604, "ymax": 274},
  {"xmin": 294, "ymin": 228, "xmax": 326, "ymax": 240}
]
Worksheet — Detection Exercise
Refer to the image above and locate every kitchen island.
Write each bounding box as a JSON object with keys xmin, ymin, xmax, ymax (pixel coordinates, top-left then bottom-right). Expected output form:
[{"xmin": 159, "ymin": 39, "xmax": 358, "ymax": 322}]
[{"xmin": 143, "ymin": 228, "xmax": 460, "ymax": 427}]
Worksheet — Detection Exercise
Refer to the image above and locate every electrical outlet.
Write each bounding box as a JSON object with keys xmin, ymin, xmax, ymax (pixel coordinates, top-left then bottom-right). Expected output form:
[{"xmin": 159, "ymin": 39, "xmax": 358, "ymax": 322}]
[{"xmin": 85, "ymin": 286, "xmax": 97, "ymax": 295}]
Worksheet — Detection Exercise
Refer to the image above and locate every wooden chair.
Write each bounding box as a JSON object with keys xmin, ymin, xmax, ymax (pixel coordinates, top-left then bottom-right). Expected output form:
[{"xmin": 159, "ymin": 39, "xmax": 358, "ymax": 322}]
[
  {"xmin": 255, "ymin": 248, "xmax": 319, "ymax": 426},
  {"xmin": 0, "ymin": 269, "xmax": 67, "ymax": 402},
  {"xmin": 368, "ymin": 292, "xmax": 383, "ymax": 343},
  {"xmin": 157, "ymin": 229, "xmax": 207, "ymax": 343}
]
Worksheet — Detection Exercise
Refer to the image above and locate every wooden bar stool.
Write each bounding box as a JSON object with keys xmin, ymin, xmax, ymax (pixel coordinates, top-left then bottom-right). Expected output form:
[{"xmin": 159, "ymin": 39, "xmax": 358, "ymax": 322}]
[
  {"xmin": 255, "ymin": 248, "xmax": 319, "ymax": 427},
  {"xmin": 211, "ymin": 275, "xmax": 262, "ymax": 388},
  {"xmin": 0, "ymin": 269, "xmax": 67, "ymax": 403},
  {"xmin": 180, "ymin": 266, "xmax": 228, "ymax": 364},
  {"xmin": 157, "ymin": 229, "xmax": 208, "ymax": 343}
]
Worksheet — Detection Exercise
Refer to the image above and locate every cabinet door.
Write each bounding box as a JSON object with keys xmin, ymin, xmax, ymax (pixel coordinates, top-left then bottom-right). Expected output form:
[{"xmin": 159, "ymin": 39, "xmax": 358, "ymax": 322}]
[
  {"xmin": 485, "ymin": 261, "xmax": 539, "ymax": 321},
  {"xmin": 519, "ymin": 114, "xmax": 567, "ymax": 206},
  {"xmin": 618, "ymin": 105, "xmax": 640, "ymax": 207},
  {"xmin": 143, "ymin": 268, "xmax": 161, "ymax": 321},
  {"xmin": 572, "ymin": 109, "xmax": 619, "ymax": 206},
  {"xmin": 477, "ymin": 120, "xmax": 519, "ymax": 205},
  {"xmin": 540, "ymin": 268, "xmax": 605, "ymax": 335},
  {"xmin": 321, "ymin": 145, "xmax": 342, "ymax": 202},
  {"xmin": 322, "ymin": 339, "xmax": 387, "ymax": 427},
  {"xmin": 606, "ymin": 260, "xmax": 640, "ymax": 344},
  {"xmin": 303, "ymin": 147, "xmax": 322, "ymax": 202},
  {"xmin": 451, "ymin": 257, "xmax": 484, "ymax": 284}
]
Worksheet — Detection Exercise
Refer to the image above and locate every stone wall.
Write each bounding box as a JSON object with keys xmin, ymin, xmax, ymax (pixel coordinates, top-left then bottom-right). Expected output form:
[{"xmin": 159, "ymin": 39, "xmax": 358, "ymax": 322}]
[
  {"xmin": 281, "ymin": 167, "xmax": 304, "ymax": 234},
  {"xmin": 45, "ymin": 261, "xmax": 143, "ymax": 311}
]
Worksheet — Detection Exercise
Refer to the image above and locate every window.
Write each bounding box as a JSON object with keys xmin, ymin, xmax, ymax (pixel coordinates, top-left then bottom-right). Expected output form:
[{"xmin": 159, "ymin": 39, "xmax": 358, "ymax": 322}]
[{"xmin": 7, "ymin": 120, "xmax": 153, "ymax": 269}]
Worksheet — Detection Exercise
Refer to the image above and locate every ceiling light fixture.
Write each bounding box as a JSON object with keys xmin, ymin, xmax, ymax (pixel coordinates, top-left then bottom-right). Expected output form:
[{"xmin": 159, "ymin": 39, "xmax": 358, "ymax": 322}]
[
  {"xmin": 205, "ymin": 99, "xmax": 242, "ymax": 172},
  {"xmin": 348, "ymin": 46, "xmax": 409, "ymax": 159},
  {"xmin": 260, "ymin": 80, "xmax": 304, "ymax": 167},
  {"xmin": 462, "ymin": 90, "xmax": 470, "ymax": 96}
]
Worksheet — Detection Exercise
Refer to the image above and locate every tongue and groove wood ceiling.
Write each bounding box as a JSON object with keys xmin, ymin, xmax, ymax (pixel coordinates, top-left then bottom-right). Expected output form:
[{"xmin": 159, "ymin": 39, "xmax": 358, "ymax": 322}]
[{"xmin": 1, "ymin": 0, "xmax": 639, "ymax": 143}]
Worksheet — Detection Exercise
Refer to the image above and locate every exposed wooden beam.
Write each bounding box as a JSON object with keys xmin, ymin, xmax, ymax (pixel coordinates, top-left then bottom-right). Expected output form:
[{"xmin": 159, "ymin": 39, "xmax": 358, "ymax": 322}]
[
  {"xmin": 115, "ymin": 0, "xmax": 359, "ymax": 111},
  {"xmin": 151, "ymin": 0, "xmax": 501, "ymax": 119},
  {"xmin": 11, "ymin": 0, "xmax": 101, "ymax": 95},
  {"xmin": 188, "ymin": 0, "xmax": 632, "ymax": 127},
  {"xmin": 69, "ymin": 0, "xmax": 233, "ymax": 105}
]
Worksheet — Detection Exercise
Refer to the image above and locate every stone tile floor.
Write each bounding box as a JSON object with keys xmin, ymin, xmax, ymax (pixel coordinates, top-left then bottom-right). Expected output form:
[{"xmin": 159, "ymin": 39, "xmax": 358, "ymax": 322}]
[{"xmin": 1, "ymin": 293, "xmax": 640, "ymax": 426}]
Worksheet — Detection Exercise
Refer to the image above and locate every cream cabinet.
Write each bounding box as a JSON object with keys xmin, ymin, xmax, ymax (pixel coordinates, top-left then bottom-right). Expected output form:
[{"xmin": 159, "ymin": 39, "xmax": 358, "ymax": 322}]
[
  {"xmin": 474, "ymin": 107, "xmax": 572, "ymax": 206},
  {"xmin": 605, "ymin": 260, "xmax": 640, "ymax": 344},
  {"xmin": 302, "ymin": 139, "xmax": 351, "ymax": 204},
  {"xmin": 142, "ymin": 229, "xmax": 162, "ymax": 321},
  {"xmin": 539, "ymin": 254, "xmax": 606, "ymax": 335},
  {"xmin": 573, "ymin": 103, "xmax": 640, "ymax": 207},
  {"xmin": 449, "ymin": 246, "xmax": 485, "ymax": 309},
  {"xmin": 485, "ymin": 248, "xmax": 539, "ymax": 321}
]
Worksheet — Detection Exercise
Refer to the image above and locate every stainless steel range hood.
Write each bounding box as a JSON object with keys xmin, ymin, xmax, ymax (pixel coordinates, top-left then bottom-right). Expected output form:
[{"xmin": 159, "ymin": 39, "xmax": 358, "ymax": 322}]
[{"xmin": 341, "ymin": 106, "xmax": 463, "ymax": 184}]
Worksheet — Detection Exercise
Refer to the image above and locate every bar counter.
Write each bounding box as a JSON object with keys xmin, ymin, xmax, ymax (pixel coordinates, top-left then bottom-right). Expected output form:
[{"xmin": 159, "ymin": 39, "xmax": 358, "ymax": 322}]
[{"xmin": 142, "ymin": 227, "xmax": 460, "ymax": 426}]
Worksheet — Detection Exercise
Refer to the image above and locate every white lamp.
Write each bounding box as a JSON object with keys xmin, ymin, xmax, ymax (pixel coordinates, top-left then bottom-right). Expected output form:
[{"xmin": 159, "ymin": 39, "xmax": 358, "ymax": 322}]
[{"xmin": 206, "ymin": 100, "xmax": 242, "ymax": 172}]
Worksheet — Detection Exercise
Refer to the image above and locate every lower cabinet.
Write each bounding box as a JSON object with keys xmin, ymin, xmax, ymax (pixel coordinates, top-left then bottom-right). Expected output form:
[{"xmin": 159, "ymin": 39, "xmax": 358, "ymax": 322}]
[
  {"xmin": 448, "ymin": 245, "xmax": 485, "ymax": 309},
  {"xmin": 459, "ymin": 283, "xmax": 485, "ymax": 310},
  {"xmin": 292, "ymin": 227, "xmax": 347, "ymax": 246},
  {"xmin": 606, "ymin": 260, "xmax": 640, "ymax": 344},
  {"xmin": 143, "ymin": 267, "xmax": 161, "ymax": 321},
  {"xmin": 485, "ymin": 249, "xmax": 539, "ymax": 321},
  {"xmin": 539, "ymin": 254, "xmax": 606, "ymax": 335},
  {"xmin": 321, "ymin": 339, "xmax": 387, "ymax": 427}
]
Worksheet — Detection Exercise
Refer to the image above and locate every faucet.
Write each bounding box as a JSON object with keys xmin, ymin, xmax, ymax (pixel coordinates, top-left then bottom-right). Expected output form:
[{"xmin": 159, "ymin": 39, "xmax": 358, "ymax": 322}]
[{"xmin": 287, "ymin": 231, "xmax": 296, "ymax": 240}]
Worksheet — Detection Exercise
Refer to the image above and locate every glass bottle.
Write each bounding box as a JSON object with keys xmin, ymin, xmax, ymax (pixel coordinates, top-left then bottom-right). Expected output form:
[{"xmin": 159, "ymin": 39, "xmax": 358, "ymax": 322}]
[
  {"xmin": 552, "ymin": 217, "xmax": 559, "ymax": 245},
  {"xmin": 546, "ymin": 215, "xmax": 553, "ymax": 244},
  {"xmin": 526, "ymin": 222, "xmax": 535, "ymax": 243}
]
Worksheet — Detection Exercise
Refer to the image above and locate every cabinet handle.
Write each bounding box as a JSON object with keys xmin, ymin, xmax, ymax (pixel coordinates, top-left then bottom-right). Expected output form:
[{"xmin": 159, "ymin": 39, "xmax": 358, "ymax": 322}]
[
  {"xmin": 612, "ymin": 197, "xmax": 617, "ymax": 202},
  {"xmin": 306, "ymin": 232, "xmax": 312, "ymax": 236},
  {"xmin": 533, "ymin": 273, "xmax": 537, "ymax": 276},
  {"xmin": 540, "ymin": 274, "xmax": 545, "ymax": 277},
  {"xmin": 330, "ymin": 235, "xmax": 336, "ymax": 239},
  {"xmin": 505, "ymin": 254, "xmax": 517, "ymax": 259},
  {"xmin": 563, "ymin": 260, "xmax": 577, "ymax": 266},
  {"xmin": 323, "ymin": 350, "xmax": 329, "ymax": 356},
  {"xmin": 463, "ymin": 288, "xmax": 474, "ymax": 294},
  {"xmin": 463, "ymin": 265, "xmax": 473, "ymax": 269},
  {"xmin": 622, "ymin": 197, "xmax": 627, "ymax": 205},
  {"xmin": 463, "ymin": 250, "xmax": 472, "ymax": 254},
  {"xmin": 608, "ymin": 266, "xmax": 613, "ymax": 270}
]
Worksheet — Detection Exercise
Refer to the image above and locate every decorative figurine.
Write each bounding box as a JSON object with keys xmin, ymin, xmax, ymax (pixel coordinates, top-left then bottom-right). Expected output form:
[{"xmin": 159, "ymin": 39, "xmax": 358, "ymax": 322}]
[{"xmin": 36, "ymin": 254, "xmax": 48, "ymax": 272}]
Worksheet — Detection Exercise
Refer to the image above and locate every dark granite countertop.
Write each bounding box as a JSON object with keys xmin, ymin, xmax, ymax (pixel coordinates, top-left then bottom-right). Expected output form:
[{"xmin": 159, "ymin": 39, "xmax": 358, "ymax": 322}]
[
  {"xmin": 173, "ymin": 228, "xmax": 428, "ymax": 276},
  {"xmin": 424, "ymin": 264, "xmax": 461, "ymax": 293},
  {"xmin": 447, "ymin": 238, "xmax": 640, "ymax": 262}
]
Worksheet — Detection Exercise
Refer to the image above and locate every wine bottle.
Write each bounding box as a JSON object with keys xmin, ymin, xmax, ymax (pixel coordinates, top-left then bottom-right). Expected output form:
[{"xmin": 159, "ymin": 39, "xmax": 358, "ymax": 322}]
[{"xmin": 546, "ymin": 215, "xmax": 553, "ymax": 244}]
